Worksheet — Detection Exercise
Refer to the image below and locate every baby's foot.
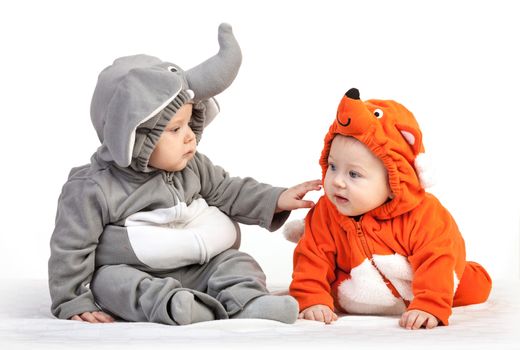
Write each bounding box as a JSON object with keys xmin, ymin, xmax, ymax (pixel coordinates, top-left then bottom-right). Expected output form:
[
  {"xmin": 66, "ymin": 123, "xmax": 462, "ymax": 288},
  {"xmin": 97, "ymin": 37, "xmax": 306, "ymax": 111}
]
[
  {"xmin": 169, "ymin": 290, "xmax": 215, "ymax": 325},
  {"xmin": 232, "ymin": 295, "xmax": 299, "ymax": 324}
]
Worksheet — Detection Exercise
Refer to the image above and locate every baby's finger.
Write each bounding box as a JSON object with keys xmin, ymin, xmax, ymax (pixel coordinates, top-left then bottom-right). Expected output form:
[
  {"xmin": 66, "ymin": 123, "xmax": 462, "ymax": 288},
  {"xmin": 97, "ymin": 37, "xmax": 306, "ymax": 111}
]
[
  {"xmin": 323, "ymin": 311, "xmax": 334, "ymax": 324},
  {"xmin": 295, "ymin": 199, "xmax": 315, "ymax": 209},
  {"xmin": 303, "ymin": 310, "xmax": 315, "ymax": 321},
  {"xmin": 93, "ymin": 311, "xmax": 114, "ymax": 323},
  {"xmin": 80, "ymin": 312, "xmax": 99, "ymax": 323},
  {"xmin": 405, "ymin": 313, "xmax": 419, "ymax": 329},
  {"xmin": 305, "ymin": 179, "xmax": 322, "ymax": 189},
  {"xmin": 399, "ymin": 313, "xmax": 407, "ymax": 328},
  {"xmin": 412, "ymin": 314, "xmax": 426, "ymax": 330},
  {"xmin": 298, "ymin": 180, "xmax": 322, "ymax": 194},
  {"xmin": 425, "ymin": 316, "xmax": 438, "ymax": 329},
  {"xmin": 313, "ymin": 310, "xmax": 325, "ymax": 323}
]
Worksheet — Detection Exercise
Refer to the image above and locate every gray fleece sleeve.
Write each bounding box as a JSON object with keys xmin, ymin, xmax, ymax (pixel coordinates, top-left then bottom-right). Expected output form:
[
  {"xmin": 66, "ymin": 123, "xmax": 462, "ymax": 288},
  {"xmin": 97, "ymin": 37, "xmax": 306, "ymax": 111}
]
[
  {"xmin": 192, "ymin": 153, "xmax": 290, "ymax": 231},
  {"xmin": 48, "ymin": 178, "xmax": 109, "ymax": 319}
]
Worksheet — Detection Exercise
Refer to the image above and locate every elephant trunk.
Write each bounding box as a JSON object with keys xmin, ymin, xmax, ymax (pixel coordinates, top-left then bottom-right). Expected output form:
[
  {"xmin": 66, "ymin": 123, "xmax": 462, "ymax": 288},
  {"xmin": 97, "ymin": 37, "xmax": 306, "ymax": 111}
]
[{"xmin": 186, "ymin": 23, "xmax": 242, "ymax": 102}]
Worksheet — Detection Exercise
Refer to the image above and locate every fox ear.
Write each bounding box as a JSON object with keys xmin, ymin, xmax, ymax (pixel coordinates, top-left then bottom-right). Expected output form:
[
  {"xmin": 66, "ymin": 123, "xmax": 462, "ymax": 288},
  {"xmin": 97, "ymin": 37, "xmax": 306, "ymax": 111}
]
[{"xmin": 396, "ymin": 124, "xmax": 422, "ymax": 155}]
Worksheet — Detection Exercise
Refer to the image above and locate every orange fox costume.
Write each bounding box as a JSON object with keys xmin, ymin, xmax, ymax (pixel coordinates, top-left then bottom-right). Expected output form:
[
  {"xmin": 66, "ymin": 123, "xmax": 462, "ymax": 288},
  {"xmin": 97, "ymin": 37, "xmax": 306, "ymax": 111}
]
[{"xmin": 289, "ymin": 88, "xmax": 491, "ymax": 325}]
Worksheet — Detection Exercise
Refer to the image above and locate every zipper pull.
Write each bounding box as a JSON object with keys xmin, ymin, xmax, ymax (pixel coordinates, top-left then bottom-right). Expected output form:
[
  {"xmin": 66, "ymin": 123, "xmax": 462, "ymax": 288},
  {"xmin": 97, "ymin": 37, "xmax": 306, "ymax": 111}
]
[
  {"xmin": 355, "ymin": 219, "xmax": 363, "ymax": 236},
  {"xmin": 166, "ymin": 172, "xmax": 174, "ymax": 185}
]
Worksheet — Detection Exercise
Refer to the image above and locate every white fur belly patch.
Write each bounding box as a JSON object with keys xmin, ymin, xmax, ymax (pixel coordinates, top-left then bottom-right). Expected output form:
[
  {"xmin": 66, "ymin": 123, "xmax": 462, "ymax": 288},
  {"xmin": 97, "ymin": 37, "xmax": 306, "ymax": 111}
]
[
  {"xmin": 337, "ymin": 254, "xmax": 413, "ymax": 315},
  {"xmin": 124, "ymin": 198, "xmax": 237, "ymax": 269}
]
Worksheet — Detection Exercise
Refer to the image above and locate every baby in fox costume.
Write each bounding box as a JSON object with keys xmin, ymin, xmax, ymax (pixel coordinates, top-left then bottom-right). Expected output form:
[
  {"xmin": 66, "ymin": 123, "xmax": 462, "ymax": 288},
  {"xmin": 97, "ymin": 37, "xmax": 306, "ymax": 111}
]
[{"xmin": 288, "ymin": 88, "xmax": 492, "ymax": 329}]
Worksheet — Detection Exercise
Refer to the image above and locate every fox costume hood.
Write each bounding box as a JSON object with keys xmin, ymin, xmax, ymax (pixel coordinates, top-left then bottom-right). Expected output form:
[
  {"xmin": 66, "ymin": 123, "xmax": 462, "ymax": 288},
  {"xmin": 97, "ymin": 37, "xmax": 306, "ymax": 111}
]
[
  {"xmin": 49, "ymin": 24, "xmax": 290, "ymax": 321},
  {"xmin": 321, "ymin": 88, "xmax": 435, "ymax": 218},
  {"xmin": 289, "ymin": 88, "xmax": 491, "ymax": 325}
]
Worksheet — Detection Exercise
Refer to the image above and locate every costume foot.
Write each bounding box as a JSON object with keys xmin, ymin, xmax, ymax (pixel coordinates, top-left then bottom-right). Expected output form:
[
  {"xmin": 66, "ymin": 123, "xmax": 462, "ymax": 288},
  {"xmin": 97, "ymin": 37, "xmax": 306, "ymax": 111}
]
[
  {"xmin": 232, "ymin": 295, "xmax": 298, "ymax": 324},
  {"xmin": 169, "ymin": 290, "xmax": 215, "ymax": 325}
]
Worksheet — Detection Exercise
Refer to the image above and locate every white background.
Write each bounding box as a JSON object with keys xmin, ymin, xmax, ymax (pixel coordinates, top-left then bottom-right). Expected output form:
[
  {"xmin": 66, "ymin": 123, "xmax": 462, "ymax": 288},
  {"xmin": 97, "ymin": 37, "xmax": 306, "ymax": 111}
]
[{"xmin": 0, "ymin": 0, "xmax": 518, "ymax": 285}]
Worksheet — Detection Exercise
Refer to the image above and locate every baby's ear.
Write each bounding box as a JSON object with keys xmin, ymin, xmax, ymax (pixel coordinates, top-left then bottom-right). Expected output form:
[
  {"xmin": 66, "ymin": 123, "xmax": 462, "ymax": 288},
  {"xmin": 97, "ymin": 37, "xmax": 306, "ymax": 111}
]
[
  {"xmin": 283, "ymin": 219, "xmax": 305, "ymax": 243},
  {"xmin": 396, "ymin": 124, "xmax": 422, "ymax": 156}
]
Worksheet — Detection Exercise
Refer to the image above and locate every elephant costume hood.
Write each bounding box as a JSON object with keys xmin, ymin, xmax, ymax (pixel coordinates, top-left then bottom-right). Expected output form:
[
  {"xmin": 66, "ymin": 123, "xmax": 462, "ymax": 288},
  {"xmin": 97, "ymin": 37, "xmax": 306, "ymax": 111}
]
[{"xmin": 90, "ymin": 23, "xmax": 242, "ymax": 172}]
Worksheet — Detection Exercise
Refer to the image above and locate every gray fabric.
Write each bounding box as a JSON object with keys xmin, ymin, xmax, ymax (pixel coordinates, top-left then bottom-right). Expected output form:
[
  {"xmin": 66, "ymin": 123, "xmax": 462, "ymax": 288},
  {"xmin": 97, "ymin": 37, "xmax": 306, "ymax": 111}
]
[
  {"xmin": 232, "ymin": 295, "xmax": 299, "ymax": 323},
  {"xmin": 179, "ymin": 249, "xmax": 269, "ymax": 316},
  {"xmin": 91, "ymin": 55, "xmax": 186, "ymax": 168},
  {"xmin": 130, "ymin": 98, "xmax": 218, "ymax": 159},
  {"xmin": 48, "ymin": 23, "xmax": 290, "ymax": 322},
  {"xmin": 49, "ymin": 152, "xmax": 288, "ymax": 319},
  {"xmin": 168, "ymin": 291, "xmax": 216, "ymax": 325},
  {"xmin": 90, "ymin": 23, "xmax": 241, "ymax": 168},
  {"xmin": 131, "ymin": 90, "xmax": 192, "ymax": 173},
  {"xmin": 130, "ymin": 95, "xmax": 219, "ymax": 173},
  {"xmin": 185, "ymin": 23, "xmax": 242, "ymax": 102},
  {"xmin": 90, "ymin": 250, "xmax": 268, "ymax": 325}
]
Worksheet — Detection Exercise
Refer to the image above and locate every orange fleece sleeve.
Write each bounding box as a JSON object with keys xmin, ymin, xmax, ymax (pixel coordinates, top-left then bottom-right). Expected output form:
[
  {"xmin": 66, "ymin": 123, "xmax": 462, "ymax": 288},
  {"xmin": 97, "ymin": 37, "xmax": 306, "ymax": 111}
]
[
  {"xmin": 405, "ymin": 195, "xmax": 464, "ymax": 325},
  {"xmin": 289, "ymin": 198, "xmax": 337, "ymax": 311}
]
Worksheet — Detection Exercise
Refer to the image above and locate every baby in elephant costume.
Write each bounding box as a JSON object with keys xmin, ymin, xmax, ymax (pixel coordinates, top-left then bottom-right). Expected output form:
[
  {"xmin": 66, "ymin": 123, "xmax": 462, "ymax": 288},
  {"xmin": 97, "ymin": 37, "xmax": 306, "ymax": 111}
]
[{"xmin": 48, "ymin": 23, "xmax": 321, "ymax": 325}]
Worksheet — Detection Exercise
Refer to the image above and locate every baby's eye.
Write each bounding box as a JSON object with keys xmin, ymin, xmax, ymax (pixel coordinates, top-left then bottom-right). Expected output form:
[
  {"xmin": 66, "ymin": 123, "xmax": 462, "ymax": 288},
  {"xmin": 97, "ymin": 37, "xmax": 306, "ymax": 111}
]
[
  {"xmin": 329, "ymin": 163, "xmax": 336, "ymax": 171},
  {"xmin": 171, "ymin": 127, "xmax": 180, "ymax": 133},
  {"xmin": 349, "ymin": 170, "xmax": 360, "ymax": 178},
  {"xmin": 373, "ymin": 109, "xmax": 384, "ymax": 119}
]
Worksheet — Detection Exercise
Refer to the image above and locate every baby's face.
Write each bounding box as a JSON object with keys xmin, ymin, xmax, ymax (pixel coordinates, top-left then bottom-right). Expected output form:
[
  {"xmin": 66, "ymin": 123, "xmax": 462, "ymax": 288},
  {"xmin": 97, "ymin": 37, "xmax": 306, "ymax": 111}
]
[
  {"xmin": 149, "ymin": 104, "xmax": 196, "ymax": 172},
  {"xmin": 324, "ymin": 135, "xmax": 392, "ymax": 217}
]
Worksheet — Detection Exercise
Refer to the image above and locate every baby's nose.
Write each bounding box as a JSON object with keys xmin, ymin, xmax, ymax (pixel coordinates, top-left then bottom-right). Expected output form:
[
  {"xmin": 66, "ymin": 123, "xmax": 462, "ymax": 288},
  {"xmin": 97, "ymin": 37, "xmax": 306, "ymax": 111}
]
[
  {"xmin": 185, "ymin": 129, "xmax": 196, "ymax": 142},
  {"xmin": 333, "ymin": 175, "xmax": 346, "ymax": 188}
]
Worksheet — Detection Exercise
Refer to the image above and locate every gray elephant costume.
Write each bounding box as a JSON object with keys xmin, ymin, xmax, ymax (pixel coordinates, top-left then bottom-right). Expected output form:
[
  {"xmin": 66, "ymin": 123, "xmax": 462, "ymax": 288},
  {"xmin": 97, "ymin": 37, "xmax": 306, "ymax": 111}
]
[{"xmin": 48, "ymin": 24, "xmax": 297, "ymax": 325}]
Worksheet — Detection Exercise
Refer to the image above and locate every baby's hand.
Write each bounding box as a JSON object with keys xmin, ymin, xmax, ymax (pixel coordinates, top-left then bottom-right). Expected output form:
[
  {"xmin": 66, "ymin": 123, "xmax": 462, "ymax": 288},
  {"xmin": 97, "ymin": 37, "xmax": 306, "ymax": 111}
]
[
  {"xmin": 399, "ymin": 309, "xmax": 439, "ymax": 330},
  {"xmin": 299, "ymin": 304, "xmax": 338, "ymax": 324},
  {"xmin": 71, "ymin": 311, "xmax": 115, "ymax": 323},
  {"xmin": 276, "ymin": 180, "xmax": 322, "ymax": 213}
]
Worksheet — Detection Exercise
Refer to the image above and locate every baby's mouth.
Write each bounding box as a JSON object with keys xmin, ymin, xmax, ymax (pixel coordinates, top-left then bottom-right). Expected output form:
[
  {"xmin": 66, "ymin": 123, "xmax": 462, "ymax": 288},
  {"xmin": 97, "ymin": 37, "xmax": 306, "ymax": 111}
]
[
  {"xmin": 183, "ymin": 150, "xmax": 195, "ymax": 158},
  {"xmin": 335, "ymin": 194, "xmax": 349, "ymax": 204}
]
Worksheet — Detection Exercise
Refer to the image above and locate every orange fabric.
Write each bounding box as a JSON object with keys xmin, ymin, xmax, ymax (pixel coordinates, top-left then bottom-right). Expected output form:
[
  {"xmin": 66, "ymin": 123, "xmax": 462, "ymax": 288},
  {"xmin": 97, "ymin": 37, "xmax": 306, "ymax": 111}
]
[
  {"xmin": 290, "ymin": 90, "xmax": 491, "ymax": 325},
  {"xmin": 453, "ymin": 261, "xmax": 492, "ymax": 306}
]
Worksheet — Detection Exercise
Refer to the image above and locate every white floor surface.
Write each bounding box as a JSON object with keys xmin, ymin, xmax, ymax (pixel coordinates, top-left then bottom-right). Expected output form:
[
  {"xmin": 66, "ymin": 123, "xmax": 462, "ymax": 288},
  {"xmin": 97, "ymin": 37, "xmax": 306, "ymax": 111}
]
[{"xmin": 1, "ymin": 279, "xmax": 518, "ymax": 350}]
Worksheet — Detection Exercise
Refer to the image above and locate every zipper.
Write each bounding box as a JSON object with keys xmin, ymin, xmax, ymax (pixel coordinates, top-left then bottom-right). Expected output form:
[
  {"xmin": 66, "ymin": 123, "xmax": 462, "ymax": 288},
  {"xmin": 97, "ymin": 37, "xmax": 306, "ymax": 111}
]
[
  {"xmin": 165, "ymin": 171, "xmax": 174, "ymax": 185},
  {"xmin": 354, "ymin": 219, "xmax": 410, "ymax": 307},
  {"xmin": 163, "ymin": 171, "xmax": 179, "ymax": 202}
]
